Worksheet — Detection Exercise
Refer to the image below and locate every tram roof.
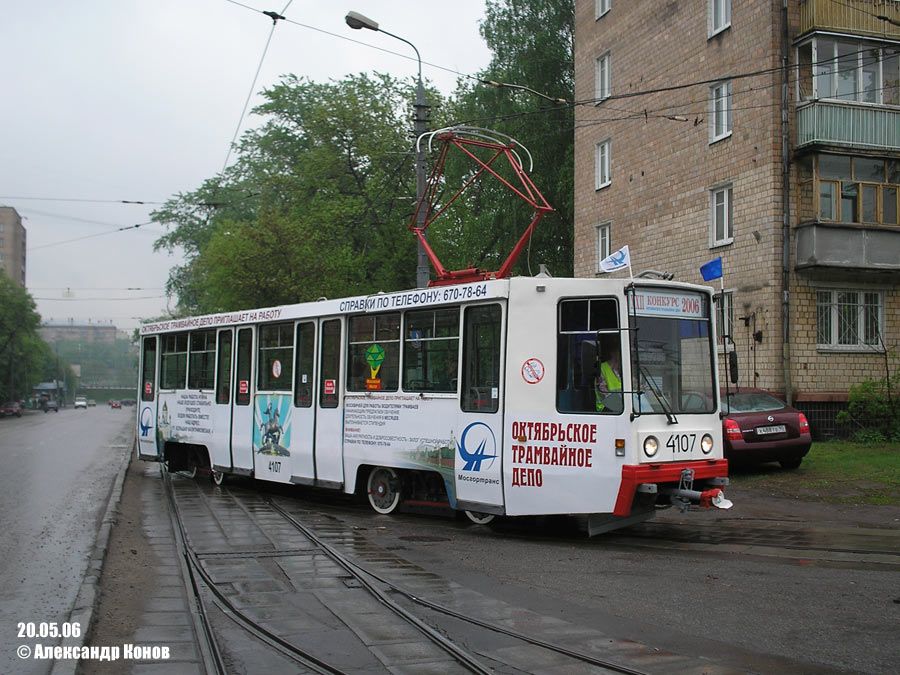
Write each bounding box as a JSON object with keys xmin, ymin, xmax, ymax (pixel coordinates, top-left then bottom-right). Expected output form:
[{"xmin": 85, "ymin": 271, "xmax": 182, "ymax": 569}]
[{"xmin": 139, "ymin": 276, "xmax": 714, "ymax": 335}]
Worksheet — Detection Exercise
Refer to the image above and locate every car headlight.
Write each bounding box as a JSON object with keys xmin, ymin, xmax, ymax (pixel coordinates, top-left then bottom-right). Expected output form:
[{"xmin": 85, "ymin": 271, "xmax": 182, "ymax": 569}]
[
  {"xmin": 643, "ymin": 435, "xmax": 659, "ymax": 458},
  {"xmin": 701, "ymin": 433, "xmax": 714, "ymax": 454}
]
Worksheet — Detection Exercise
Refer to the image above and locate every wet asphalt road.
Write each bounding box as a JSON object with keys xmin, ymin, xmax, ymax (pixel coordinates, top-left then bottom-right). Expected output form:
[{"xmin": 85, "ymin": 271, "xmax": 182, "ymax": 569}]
[{"xmin": 0, "ymin": 406, "xmax": 132, "ymax": 675}]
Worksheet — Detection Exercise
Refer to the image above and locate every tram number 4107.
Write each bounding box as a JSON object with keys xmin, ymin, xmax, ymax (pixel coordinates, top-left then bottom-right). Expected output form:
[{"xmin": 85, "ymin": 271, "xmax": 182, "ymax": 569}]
[
  {"xmin": 268, "ymin": 461, "xmax": 282, "ymax": 473},
  {"xmin": 666, "ymin": 433, "xmax": 697, "ymax": 454}
]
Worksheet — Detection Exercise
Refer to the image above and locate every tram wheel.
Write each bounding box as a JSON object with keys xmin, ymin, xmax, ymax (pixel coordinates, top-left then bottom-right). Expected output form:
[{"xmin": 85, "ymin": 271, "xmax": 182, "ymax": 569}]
[
  {"xmin": 367, "ymin": 467, "xmax": 402, "ymax": 514},
  {"xmin": 211, "ymin": 470, "xmax": 226, "ymax": 486},
  {"xmin": 464, "ymin": 511, "xmax": 495, "ymax": 525}
]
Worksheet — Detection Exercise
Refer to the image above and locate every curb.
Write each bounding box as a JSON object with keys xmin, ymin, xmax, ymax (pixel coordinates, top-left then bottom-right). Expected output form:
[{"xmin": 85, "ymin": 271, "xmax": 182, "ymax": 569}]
[{"xmin": 50, "ymin": 436, "xmax": 133, "ymax": 675}]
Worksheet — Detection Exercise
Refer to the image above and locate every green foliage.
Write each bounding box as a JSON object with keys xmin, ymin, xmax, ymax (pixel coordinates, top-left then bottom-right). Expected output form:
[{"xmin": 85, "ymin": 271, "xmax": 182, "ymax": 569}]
[
  {"xmin": 835, "ymin": 361, "xmax": 900, "ymax": 442},
  {"xmin": 431, "ymin": 0, "xmax": 574, "ymax": 277},
  {"xmin": 0, "ymin": 276, "xmax": 49, "ymax": 400},
  {"xmin": 153, "ymin": 73, "xmax": 429, "ymax": 314}
]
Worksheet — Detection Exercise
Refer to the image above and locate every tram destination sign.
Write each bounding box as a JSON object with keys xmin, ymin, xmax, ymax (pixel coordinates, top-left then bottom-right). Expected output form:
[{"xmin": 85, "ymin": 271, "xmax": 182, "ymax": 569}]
[{"xmin": 630, "ymin": 288, "xmax": 707, "ymax": 319}]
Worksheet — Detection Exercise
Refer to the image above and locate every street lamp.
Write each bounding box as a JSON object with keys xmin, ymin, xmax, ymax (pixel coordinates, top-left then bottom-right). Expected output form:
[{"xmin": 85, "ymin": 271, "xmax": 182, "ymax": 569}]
[{"xmin": 345, "ymin": 11, "xmax": 430, "ymax": 288}]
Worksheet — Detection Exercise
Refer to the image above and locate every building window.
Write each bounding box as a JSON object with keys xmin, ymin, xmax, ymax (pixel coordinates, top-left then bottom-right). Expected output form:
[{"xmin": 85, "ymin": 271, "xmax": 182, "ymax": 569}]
[
  {"xmin": 801, "ymin": 38, "xmax": 900, "ymax": 104},
  {"xmin": 595, "ymin": 139, "xmax": 610, "ymax": 190},
  {"xmin": 817, "ymin": 289, "xmax": 884, "ymax": 349},
  {"xmin": 595, "ymin": 222, "xmax": 610, "ymax": 273},
  {"xmin": 710, "ymin": 184, "xmax": 733, "ymax": 246},
  {"xmin": 595, "ymin": 52, "xmax": 610, "ymax": 102},
  {"xmin": 595, "ymin": 0, "xmax": 610, "ymax": 19},
  {"xmin": 708, "ymin": 0, "xmax": 731, "ymax": 38},
  {"xmin": 709, "ymin": 81, "xmax": 732, "ymax": 143},
  {"xmin": 812, "ymin": 155, "xmax": 900, "ymax": 225}
]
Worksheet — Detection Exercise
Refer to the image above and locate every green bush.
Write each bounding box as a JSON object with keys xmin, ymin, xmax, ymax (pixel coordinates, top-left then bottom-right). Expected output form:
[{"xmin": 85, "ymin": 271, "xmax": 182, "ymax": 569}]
[{"xmin": 837, "ymin": 364, "xmax": 900, "ymax": 441}]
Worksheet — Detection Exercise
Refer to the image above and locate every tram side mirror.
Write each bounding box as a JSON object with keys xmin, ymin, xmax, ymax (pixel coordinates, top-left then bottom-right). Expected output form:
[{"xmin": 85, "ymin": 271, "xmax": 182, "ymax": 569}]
[{"xmin": 728, "ymin": 350, "xmax": 739, "ymax": 384}]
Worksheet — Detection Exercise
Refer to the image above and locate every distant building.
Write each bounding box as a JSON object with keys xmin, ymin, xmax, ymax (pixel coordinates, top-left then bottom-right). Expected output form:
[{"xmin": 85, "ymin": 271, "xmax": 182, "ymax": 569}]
[
  {"xmin": 40, "ymin": 320, "xmax": 118, "ymax": 344},
  {"xmin": 574, "ymin": 0, "xmax": 900, "ymax": 434},
  {"xmin": 0, "ymin": 206, "xmax": 26, "ymax": 285}
]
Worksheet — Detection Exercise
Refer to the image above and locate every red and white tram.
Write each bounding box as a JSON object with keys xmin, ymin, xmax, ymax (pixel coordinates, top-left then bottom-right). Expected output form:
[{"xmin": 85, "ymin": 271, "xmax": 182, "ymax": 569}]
[{"xmin": 136, "ymin": 275, "xmax": 732, "ymax": 534}]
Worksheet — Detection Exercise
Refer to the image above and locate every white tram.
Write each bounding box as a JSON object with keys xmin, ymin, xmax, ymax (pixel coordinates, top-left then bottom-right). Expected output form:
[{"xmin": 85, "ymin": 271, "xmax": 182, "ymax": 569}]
[{"xmin": 136, "ymin": 275, "xmax": 732, "ymax": 534}]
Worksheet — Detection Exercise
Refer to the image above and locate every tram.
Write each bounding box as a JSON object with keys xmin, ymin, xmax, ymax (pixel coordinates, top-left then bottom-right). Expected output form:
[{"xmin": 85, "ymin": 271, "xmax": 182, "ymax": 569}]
[
  {"xmin": 136, "ymin": 128, "xmax": 731, "ymax": 534},
  {"xmin": 136, "ymin": 275, "xmax": 731, "ymax": 534}
]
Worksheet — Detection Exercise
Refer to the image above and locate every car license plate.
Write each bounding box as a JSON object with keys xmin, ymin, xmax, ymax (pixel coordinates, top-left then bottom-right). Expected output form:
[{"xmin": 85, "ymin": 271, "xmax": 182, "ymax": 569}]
[{"xmin": 756, "ymin": 425, "xmax": 786, "ymax": 435}]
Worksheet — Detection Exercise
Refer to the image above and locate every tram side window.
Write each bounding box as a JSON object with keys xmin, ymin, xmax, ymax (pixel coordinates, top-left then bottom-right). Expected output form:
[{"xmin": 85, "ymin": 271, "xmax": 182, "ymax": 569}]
[
  {"xmin": 188, "ymin": 330, "xmax": 216, "ymax": 390},
  {"xmin": 403, "ymin": 308, "xmax": 460, "ymax": 392},
  {"xmin": 258, "ymin": 323, "xmax": 294, "ymax": 391},
  {"xmin": 462, "ymin": 304, "xmax": 501, "ymax": 413},
  {"xmin": 216, "ymin": 330, "xmax": 232, "ymax": 405},
  {"xmin": 141, "ymin": 336, "xmax": 156, "ymax": 402},
  {"xmin": 236, "ymin": 328, "xmax": 252, "ymax": 406},
  {"xmin": 557, "ymin": 298, "xmax": 620, "ymax": 414},
  {"xmin": 347, "ymin": 313, "xmax": 400, "ymax": 392},
  {"xmin": 320, "ymin": 319, "xmax": 341, "ymax": 408},
  {"xmin": 294, "ymin": 322, "xmax": 314, "ymax": 407},
  {"xmin": 160, "ymin": 333, "xmax": 188, "ymax": 390}
]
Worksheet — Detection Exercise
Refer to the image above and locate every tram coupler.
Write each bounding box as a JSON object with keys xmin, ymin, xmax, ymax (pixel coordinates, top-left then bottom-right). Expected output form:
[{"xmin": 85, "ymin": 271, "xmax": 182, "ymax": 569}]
[{"xmin": 659, "ymin": 486, "xmax": 734, "ymax": 512}]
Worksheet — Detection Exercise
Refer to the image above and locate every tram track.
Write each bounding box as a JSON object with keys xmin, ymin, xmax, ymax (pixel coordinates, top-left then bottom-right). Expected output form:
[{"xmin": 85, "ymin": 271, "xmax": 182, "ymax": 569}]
[{"xmin": 159, "ymin": 468, "xmax": 746, "ymax": 675}]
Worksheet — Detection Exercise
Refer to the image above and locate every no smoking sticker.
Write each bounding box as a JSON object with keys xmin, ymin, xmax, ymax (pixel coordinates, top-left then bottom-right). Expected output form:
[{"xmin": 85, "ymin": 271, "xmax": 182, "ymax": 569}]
[{"xmin": 521, "ymin": 358, "xmax": 545, "ymax": 384}]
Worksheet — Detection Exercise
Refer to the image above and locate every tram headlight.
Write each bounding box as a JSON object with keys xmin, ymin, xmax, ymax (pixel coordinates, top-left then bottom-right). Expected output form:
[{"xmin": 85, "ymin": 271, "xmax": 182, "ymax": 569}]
[
  {"xmin": 701, "ymin": 433, "xmax": 714, "ymax": 454},
  {"xmin": 643, "ymin": 435, "xmax": 659, "ymax": 458}
]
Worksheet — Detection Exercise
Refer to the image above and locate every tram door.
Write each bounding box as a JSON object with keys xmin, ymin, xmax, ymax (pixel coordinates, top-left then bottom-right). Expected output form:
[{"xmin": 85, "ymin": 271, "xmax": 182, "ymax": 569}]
[
  {"xmin": 137, "ymin": 336, "xmax": 159, "ymax": 460},
  {"xmin": 209, "ymin": 329, "xmax": 234, "ymax": 472},
  {"xmin": 289, "ymin": 321, "xmax": 316, "ymax": 482},
  {"xmin": 231, "ymin": 326, "xmax": 255, "ymax": 474},
  {"xmin": 313, "ymin": 318, "xmax": 344, "ymax": 487}
]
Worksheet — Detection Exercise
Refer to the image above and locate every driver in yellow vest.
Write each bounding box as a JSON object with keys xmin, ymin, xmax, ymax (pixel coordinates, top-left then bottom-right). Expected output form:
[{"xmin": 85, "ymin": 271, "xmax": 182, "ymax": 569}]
[{"xmin": 595, "ymin": 341, "xmax": 623, "ymax": 413}]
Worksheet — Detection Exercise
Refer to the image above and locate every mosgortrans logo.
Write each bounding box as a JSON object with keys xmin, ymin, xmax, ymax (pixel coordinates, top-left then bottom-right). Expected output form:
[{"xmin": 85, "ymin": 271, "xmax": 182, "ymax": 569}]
[{"xmin": 457, "ymin": 422, "xmax": 498, "ymax": 472}]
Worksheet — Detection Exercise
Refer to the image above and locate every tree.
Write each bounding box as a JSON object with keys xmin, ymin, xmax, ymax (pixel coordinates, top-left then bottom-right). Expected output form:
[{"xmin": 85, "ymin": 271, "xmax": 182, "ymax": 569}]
[
  {"xmin": 430, "ymin": 0, "xmax": 575, "ymax": 278},
  {"xmin": 0, "ymin": 276, "xmax": 51, "ymax": 400},
  {"xmin": 153, "ymin": 73, "xmax": 441, "ymax": 314}
]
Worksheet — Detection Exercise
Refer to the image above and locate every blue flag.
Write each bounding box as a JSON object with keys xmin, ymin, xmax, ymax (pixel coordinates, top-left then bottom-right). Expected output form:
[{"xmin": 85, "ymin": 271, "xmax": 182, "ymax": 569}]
[{"xmin": 700, "ymin": 257, "xmax": 723, "ymax": 281}]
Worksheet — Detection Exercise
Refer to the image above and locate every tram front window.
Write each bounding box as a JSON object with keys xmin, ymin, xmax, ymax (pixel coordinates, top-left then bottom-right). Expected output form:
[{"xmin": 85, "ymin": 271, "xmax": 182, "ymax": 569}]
[{"xmin": 630, "ymin": 292, "xmax": 716, "ymax": 416}]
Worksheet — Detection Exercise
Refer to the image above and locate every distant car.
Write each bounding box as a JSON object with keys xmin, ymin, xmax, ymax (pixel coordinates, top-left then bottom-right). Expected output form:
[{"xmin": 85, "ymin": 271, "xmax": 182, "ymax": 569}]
[
  {"xmin": 74, "ymin": 396, "xmax": 88, "ymax": 409},
  {"xmin": 109, "ymin": 400, "xmax": 121, "ymax": 409},
  {"xmin": 120, "ymin": 398, "xmax": 136, "ymax": 407},
  {"xmin": 0, "ymin": 401, "xmax": 23, "ymax": 418},
  {"xmin": 722, "ymin": 388, "xmax": 811, "ymax": 469},
  {"xmin": 88, "ymin": 399, "xmax": 97, "ymax": 407},
  {"xmin": 42, "ymin": 399, "xmax": 59, "ymax": 413}
]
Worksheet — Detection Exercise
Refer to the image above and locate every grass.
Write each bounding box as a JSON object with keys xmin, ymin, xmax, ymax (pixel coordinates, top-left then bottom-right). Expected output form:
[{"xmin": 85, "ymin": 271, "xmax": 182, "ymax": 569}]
[{"xmin": 728, "ymin": 441, "xmax": 900, "ymax": 506}]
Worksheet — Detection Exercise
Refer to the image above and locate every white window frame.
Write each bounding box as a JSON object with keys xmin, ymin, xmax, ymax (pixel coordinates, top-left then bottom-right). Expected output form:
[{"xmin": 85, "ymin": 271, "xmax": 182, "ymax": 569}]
[
  {"xmin": 595, "ymin": 139, "xmax": 611, "ymax": 190},
  {"xmin": 816, "ymin": 288, "xmax": 885, "ymax": 351},
  {"xmin": 594, "ymin": 222, "xmax": 611, "ymax": 273},
  {"xmin": 708, "ymin": 0, "xmax": 731, "ymax": 38},
  {"xmin": 709, "ymin": 81, "xmax": 732, "ymax": 143},
  {"xmin": 595, "ymin": 52, "xmax": 610, "ymax": 102},
  {"xmin": 595, "ymin": 0, "xmax": 610, "ymax": 20},
  {"xmin": 709, "ymin": 184, "xmax": 734, "ymax": 247}
]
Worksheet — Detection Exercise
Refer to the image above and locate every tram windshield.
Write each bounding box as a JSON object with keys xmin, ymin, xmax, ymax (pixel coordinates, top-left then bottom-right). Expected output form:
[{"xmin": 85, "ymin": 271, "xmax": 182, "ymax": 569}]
[{"xmin": 629, "ymin": 288, "xmax": 716, "ymax": 415}]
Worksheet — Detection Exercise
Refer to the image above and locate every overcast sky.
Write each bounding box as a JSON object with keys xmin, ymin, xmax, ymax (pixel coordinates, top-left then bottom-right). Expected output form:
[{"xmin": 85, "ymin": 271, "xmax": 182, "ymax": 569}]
[{"xmin": 0, "ymin": 0, "xmax": 492, "ymax": 333}]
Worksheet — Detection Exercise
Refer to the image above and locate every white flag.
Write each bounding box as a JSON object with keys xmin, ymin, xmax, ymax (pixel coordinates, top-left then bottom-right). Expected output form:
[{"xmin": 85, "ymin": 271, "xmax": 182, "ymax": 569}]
[{"xmin": 599, "ymin": 245, "xmax": 631, "ymax": 273}]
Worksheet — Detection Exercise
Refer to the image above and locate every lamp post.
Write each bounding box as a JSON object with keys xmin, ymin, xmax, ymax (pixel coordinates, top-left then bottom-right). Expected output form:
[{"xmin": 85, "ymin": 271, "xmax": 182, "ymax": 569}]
[{"xmin": 346, "ymin": 11, "xmax": 430, "ymax": 288}]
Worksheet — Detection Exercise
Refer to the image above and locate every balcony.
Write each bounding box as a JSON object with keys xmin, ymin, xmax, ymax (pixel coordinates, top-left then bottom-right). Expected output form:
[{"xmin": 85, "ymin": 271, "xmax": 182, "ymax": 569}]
[
  {"xmin": 796, "ymin": 101, "xmax": 900, "ymax": 151},
  {"xmin": 799, "ymin": 0, "xmax": 900, "ymax": 40},
  {"xmin": 795, "ymin": 221, "xmax": 900, "ymax": 276}
]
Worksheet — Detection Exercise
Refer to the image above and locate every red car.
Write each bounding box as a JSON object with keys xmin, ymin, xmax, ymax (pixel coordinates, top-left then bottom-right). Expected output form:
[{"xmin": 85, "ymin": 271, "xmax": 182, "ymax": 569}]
[
  {"xmin": 721, "ymin": 388, "xmax": 811, "ymax": 469},
  {"xmin": 109, "ymin": 400, "xmax": 122, "ymax": 409},
  {"xmin": 0, "ymin": 401, "xmax": 22, "ymax": 417}
]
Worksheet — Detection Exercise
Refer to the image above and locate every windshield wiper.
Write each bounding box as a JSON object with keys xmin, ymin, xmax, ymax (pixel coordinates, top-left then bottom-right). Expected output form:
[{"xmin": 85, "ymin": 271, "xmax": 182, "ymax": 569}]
[{"xmin": 639, "ymin": 365, "xmax": 678, "ymax": 425}]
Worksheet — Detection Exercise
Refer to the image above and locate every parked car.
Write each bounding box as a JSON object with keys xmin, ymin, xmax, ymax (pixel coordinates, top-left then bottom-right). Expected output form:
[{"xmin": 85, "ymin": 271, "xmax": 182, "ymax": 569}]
[
  {"xmin": 0, "ymin": 401, "xmax": 23, "ymax": 417},
  {"xmin": 74, "ymin": 396, "xmax": 88, "ymax": 409},
  {"xmin": 721, "ymin": 388, "xmax": 811, "ymax": 469},
  {"xmin": 88, "ymin": 399, "xmax": 97, "ymax": 407},
  {"xmin": 109, "ymin": 399, "xmax": 121, "ymax": 409},
  {"xmin": 41, "ymin": 399, "xmax": 59, "ymax": 413}
]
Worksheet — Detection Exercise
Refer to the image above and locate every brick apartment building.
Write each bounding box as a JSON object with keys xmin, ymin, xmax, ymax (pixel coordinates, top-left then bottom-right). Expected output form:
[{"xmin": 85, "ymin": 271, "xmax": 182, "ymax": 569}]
[
  {"xmin": 574, "ymin": 0, "xmax": 900, "ymax": 434},
  {"xmin": 0, "ymin": 206, "xmax": 26, "ymax": 285}
]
